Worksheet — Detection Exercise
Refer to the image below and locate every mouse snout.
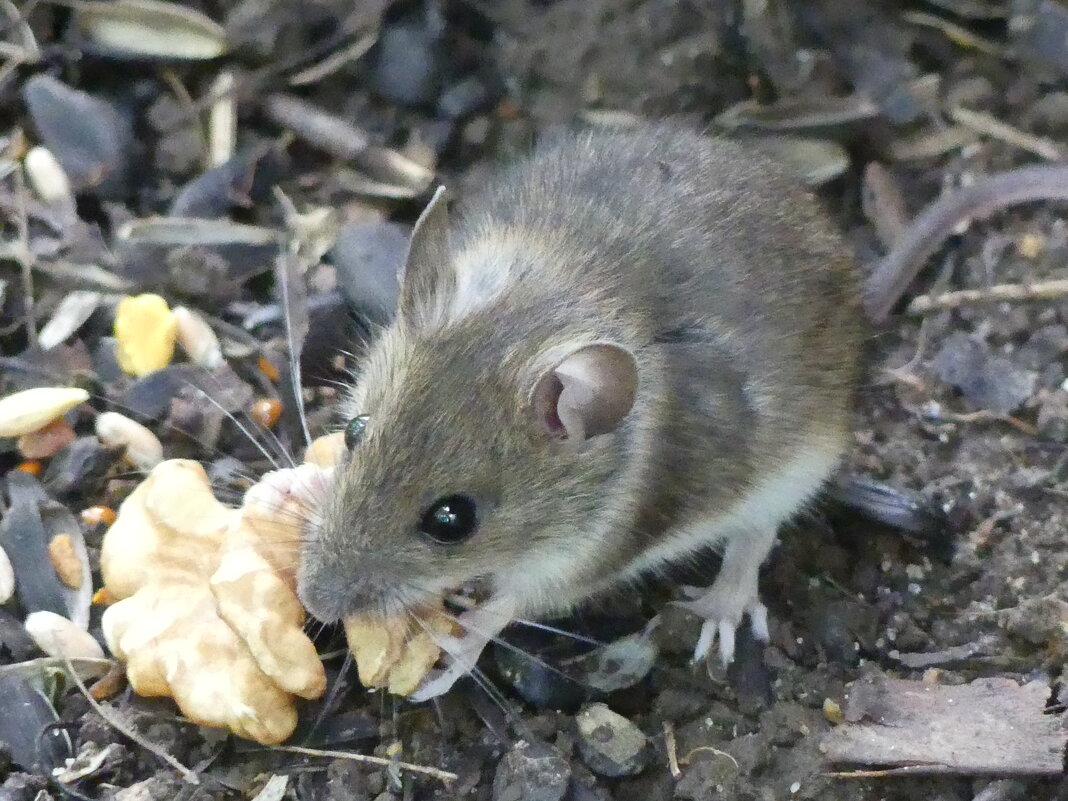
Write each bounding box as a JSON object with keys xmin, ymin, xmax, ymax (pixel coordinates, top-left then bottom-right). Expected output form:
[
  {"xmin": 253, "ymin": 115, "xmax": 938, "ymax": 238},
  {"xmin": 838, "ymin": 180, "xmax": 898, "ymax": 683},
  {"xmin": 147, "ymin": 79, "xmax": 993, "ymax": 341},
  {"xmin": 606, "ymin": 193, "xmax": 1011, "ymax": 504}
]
[{"xmin": 296, "ymin": 551, "xmax": 399, "ymax": 622}]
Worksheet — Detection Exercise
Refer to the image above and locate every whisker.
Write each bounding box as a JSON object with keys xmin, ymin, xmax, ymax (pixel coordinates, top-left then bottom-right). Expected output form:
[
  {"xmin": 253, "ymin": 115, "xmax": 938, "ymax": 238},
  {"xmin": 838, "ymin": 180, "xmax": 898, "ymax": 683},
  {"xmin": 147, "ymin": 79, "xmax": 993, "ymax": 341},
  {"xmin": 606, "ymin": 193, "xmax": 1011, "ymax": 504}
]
[
  {"xmin": 193, "ymin": 386, "xmax": 282, "ymax": 470},
  {"xmin": 302, "ymin": 649, "xmax": 354, "ymax": 744},
  {"xmin": 510, "ymin": 618, "xmax": 604, "ymax": 647}
]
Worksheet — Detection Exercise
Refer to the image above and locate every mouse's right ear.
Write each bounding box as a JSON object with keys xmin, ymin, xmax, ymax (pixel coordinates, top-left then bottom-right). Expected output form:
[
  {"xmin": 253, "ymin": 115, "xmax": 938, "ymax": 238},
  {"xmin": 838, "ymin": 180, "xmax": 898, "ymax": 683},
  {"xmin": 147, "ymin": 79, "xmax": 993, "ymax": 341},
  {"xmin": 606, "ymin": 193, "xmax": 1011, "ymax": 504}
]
[
  {"xmin": 398, "ymin": 185, "xmax": 453, "ymax": 326},
  {"xmin": 531, "ymin": 343, "xmax": 639, "ymax": 448}
]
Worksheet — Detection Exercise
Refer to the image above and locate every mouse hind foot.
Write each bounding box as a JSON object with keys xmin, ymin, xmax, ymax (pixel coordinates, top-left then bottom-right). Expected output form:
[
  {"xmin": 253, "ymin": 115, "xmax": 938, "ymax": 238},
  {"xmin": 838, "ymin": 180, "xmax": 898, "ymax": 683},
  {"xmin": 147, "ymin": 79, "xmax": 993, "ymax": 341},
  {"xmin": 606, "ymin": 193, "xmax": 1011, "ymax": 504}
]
[{"xmin": 674, "ymin": 526, "xmax": 775, "ymax": 666}]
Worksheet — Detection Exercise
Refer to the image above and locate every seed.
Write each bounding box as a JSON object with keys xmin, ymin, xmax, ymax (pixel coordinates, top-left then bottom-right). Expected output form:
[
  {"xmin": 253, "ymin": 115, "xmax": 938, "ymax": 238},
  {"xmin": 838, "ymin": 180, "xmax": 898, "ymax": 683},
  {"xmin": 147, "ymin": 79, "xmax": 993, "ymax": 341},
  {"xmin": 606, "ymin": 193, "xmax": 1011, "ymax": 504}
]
[
  {"xmin": 250, "ymin": 398, "xmax": 283, "ymax": 428},
  {"xmin": 25, "ymin": 146, "xmax": 73, "ymax": 206},
  {"xmin": 95, "ymin": 411, "xmax": 164, "ymax": 469},
  {"xmin": 113, "ymin": 293, "xmax": 177, "ymax": 377},
  {"xmin": 81, "ymin": 505, "xmax": 117, "ymax": 527},
  {"xmin": 48, "ymin": 534, "xmax": 83, "ymax": 589},
  {"xmin": 173, "ymin": 306, "xmax": 223, "ymax": 369},
  {"xmin": 258, "ymin": 356, "xmax": 280, "ymax": 382},
  {"xmin": 0, "ymin": 386, "xmax": 89, "ymax": 437},
  {"xmin": 24, "ymin": 611, "xmax": 105, "ymax": 661},
  {"xmin": 0, "ymin": 545, "xmax": 14, "ymax": 604}
]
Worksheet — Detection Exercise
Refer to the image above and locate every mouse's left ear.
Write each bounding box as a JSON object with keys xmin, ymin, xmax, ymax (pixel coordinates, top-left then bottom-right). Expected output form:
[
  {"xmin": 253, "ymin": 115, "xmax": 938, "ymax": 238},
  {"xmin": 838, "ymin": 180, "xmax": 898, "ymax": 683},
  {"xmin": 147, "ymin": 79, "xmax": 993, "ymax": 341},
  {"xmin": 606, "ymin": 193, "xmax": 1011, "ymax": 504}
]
[
  {"xmin": 398, "ymin": 185, "xmax": 452, "ymax": 326},
  {"xmin": 531, "ymin": 343, "xmax": 639, "ymax": 445}
]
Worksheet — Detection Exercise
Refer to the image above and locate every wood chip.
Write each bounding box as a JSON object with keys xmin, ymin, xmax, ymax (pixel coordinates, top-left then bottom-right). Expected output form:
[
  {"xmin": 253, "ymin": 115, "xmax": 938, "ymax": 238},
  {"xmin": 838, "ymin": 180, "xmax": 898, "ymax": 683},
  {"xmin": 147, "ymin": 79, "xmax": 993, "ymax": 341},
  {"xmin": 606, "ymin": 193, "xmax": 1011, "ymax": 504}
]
[{"xmin": 821, "ymin": 674, "xmax": 1066, "ymax": 776}]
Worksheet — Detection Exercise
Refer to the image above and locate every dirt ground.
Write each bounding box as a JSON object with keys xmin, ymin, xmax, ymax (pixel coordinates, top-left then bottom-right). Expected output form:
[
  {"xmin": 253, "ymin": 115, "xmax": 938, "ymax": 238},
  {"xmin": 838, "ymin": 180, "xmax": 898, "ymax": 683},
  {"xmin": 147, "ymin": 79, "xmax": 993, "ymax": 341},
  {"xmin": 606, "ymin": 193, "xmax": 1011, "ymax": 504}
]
[{"xmin": 2, "ymin": 1, "xmax": 1068, "ymax": 799}]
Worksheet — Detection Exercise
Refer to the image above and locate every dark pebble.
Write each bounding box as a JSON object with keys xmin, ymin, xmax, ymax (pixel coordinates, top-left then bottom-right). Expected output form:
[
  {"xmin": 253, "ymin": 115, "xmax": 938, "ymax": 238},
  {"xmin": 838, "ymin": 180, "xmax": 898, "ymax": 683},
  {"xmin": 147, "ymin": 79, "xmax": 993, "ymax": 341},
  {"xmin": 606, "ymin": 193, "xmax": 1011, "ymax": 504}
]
[
  {"xmin": 574, "ymin": 703, "xmax": 648, "ymax": 778},
  {"xmin": 492, "ymin": 739, "xmax": 571, "ymax": 801}
]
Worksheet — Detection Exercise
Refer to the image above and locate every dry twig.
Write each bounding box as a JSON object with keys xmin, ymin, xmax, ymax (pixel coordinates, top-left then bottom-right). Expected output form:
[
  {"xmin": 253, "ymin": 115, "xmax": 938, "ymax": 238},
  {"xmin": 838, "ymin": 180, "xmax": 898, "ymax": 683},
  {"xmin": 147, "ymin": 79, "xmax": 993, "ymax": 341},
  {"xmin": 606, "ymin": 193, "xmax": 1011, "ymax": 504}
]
[
  {"xmin": 275, "ymin": 744, "xmax": 458, "ymax": 783},
  {"xmin": 906, "ymin": 279, "xmax": 1068, "ymax": 315},
  {"xmin": 62, "ymin": 656, "xmax": 200, "ymax": 784}
]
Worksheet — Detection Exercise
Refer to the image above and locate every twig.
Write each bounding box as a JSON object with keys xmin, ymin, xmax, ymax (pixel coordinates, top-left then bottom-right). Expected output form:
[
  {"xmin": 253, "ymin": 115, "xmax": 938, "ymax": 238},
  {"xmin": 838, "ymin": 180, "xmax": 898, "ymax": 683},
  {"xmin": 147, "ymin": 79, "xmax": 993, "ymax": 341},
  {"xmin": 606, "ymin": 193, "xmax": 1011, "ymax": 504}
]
[
  {"xmin": 906, "ymin": 278, "xmax": 1068, "ymax": 315},
  {"xmin": 949, "ymin": 106, "xmax": 1064, "ymax": 162},
  {"xmin": 864, "ymin": 164, "xmax": 1068, "ymax": 322},
  {"xmin": 663, "ymin": 721, "xmax": 681, "ymax": 779},
  {"xmin": 274, "ymin": 744, "xmax": 458, "ymax": 783},
  {"xmin": 12, "ymin": 160, "xmax": 38, "ymax": 348},
  {"xmin": 61, "ymin": 656, "xmax": 200, "ymax": 784}
]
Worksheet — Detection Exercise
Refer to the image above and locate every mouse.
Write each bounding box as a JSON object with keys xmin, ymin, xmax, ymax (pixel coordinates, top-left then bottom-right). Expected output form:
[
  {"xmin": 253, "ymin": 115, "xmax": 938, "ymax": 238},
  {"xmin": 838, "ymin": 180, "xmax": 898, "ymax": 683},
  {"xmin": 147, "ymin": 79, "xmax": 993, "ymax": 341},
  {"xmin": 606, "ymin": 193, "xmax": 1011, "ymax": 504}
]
[{"xmin": 267, "ymin": 122, "xmax": 862, "ymax": 701}]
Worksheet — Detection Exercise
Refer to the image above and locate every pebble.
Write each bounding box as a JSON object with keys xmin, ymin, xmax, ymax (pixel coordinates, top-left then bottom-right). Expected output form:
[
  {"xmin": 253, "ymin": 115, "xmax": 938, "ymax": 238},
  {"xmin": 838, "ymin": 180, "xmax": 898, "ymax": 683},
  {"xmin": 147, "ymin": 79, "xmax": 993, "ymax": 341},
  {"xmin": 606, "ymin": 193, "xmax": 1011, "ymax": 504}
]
[
  {"xmin": 369, "ymin": 21, "xmax": 443, "ymax": 106},
  {"xmin": 173, "ymin": 306, "xmax": 223, "ymax": 369},
  {"xmin": 574, "ymin": 703, "xmax": 649, "ymax": 778},
  {"xmin": 42, "ymin": 436, "xmax": 115, "ymax": 497},
  {"xmin": 492, "ymin": 740, "xmax": 572, "ymax": 801},
  {"xmin": 0, "ymin": 545, "xmax": 14, "ymax": 604},
  {"xmin": 113, "ymin": 294, "xmax": 177, "ymax": 377},
  {"xmin": 95, "ymin": 412, "xmax": 164, "ymax": 470},
  {"xmin": 24, "ymin": 611, "xmax": 105, "ymax": 660},
  {"xmin": 0, "ymin": 387, "xmax": 89, "ymax": 437}
]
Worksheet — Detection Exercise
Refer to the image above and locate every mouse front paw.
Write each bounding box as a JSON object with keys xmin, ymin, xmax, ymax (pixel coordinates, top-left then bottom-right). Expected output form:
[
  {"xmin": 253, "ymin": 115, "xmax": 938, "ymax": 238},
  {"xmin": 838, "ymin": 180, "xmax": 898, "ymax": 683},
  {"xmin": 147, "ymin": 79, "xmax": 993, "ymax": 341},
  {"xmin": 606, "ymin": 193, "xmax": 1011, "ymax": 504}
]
[
  {"xmin": 675, "ymin": 575, "xmax": 770, "ymax": 668},
  {"xmin": 408, "ymin": 598, "xmax": 515, "ymax": 702}
]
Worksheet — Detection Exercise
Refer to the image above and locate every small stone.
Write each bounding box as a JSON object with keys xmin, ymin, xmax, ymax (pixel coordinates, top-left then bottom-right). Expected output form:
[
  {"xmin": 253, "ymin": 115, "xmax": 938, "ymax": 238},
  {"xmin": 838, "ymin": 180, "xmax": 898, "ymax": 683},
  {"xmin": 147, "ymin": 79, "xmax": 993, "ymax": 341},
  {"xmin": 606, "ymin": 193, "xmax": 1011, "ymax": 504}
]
[
  {"xmin": 997, "ymin": 594, "xmax": 1068, "ymax": 645},
  {"xmin": 47, "ymin": 534, "xmax": 83, "ymax": 589},
  {"xmin": 574, "ymin": 703, "xmax": 649, "ymax": 778},
  {"xmin": 492, "ymin": 740, "xmax": 571, "ymax": 801},
  {"xmin": 24, "ymin": 611, "xmax": 105, "ymax": 660},
  {"xmin": 0, "ymin": 387, "xmax": 89, "ymax": 437},
  {"xmin": 113, "ymin": 294, "xmax": 177, "ymax": 377},
  {"xmin": 823, "ymin": 697, "xmax": 843, "ymax": 724}
]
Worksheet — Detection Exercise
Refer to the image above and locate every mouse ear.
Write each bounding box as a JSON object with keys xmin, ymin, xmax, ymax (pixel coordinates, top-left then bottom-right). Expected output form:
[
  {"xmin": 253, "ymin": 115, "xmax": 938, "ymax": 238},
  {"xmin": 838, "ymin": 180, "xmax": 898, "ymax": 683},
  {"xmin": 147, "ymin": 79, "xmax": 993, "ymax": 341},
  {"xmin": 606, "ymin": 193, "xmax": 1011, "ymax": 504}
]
[
  {"xmin": 532, "ymin": 343, "xmax": 639, "ymax": 444},
  {"xmin": 399, "ymin": 185, "xmax": 453, "ymax": 324}
]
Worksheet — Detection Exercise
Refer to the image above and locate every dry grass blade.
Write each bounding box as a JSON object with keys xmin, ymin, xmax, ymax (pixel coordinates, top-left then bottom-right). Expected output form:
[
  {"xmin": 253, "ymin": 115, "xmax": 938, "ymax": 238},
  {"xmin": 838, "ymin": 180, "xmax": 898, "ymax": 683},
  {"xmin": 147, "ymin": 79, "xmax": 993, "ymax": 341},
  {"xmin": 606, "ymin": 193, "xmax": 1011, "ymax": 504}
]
[
  {"xmin": 61, "ymin": 654, "xmax": 199, "ymax": 784},
  {"xmin": 274, "ymin": 744, "xmax": 458, "ymax": 783}
]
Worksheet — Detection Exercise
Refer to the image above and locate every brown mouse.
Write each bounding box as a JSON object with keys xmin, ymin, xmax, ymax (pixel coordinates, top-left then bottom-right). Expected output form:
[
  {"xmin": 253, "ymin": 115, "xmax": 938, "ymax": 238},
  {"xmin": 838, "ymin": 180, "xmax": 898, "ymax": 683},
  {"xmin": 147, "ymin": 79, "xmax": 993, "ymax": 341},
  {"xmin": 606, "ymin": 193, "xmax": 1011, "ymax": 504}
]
[{"xmin": 271, "ymin": 123, "xmax": 862, "ymax": 700}]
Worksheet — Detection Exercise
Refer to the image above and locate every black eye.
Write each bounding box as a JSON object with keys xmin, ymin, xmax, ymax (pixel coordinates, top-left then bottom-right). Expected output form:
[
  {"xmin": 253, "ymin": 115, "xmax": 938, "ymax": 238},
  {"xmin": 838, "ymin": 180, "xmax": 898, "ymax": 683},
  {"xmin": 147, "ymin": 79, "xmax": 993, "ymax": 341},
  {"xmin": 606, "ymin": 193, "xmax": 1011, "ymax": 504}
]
[
  {"xmin": 419, "ymin": 495, "xmax": 478, "ymax": 544},
  {"xmin": 344, "ymin": 415, "xmax": 370, "ymax": 449}
]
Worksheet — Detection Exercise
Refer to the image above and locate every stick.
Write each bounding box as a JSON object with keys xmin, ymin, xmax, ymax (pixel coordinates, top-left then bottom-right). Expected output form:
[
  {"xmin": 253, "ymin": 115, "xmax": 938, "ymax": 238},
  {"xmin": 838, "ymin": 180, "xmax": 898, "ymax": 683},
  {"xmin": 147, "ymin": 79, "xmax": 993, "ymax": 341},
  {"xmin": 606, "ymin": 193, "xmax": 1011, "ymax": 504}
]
[
  {"xmin": 275, "ymin": 744, "xmax": 458, "ymax": 783},
  {"xmin": 906, "ymin": 278, "xmax": 1068, "ymax": 314},
  {"xmin": 62, "ymin": 656, "xmax": 199, "ymax": 784}
]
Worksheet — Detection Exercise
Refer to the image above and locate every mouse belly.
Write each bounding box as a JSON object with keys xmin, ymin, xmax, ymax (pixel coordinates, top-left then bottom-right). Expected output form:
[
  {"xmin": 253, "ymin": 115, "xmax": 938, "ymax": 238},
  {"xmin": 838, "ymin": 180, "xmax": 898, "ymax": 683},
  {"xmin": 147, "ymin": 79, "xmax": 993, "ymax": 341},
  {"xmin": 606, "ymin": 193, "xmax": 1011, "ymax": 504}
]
[{"xmin": 618, "ymin": 436, "xmax": 844, "ymax": 581}]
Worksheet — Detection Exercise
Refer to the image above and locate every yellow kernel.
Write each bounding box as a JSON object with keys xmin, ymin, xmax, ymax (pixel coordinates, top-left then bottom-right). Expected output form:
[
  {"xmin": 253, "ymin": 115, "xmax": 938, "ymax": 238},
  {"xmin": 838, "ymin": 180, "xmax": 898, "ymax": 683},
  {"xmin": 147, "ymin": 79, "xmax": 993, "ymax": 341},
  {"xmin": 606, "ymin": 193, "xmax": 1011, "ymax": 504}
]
[{"xmin": 114, "ymin": 294, "xmax": 177, "ymax": 377}]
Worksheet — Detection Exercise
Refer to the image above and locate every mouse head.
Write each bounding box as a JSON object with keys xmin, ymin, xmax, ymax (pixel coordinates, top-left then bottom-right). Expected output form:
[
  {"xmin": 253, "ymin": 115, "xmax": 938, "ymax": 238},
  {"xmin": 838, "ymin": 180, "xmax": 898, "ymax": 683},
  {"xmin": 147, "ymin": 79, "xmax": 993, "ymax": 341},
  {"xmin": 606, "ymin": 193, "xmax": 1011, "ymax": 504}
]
[{"xmin": 296, "ymin": 188, "xmax": 640, "ymax": 623}]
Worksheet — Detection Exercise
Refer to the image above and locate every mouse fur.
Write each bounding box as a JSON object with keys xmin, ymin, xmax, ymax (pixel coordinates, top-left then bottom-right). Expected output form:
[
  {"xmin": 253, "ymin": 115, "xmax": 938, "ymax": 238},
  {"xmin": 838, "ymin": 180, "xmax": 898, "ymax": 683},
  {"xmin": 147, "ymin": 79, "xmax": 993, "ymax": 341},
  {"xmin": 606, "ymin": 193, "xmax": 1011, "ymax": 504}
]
[{"xmin": 296, "ymin": 123, "xmax": 862, "ymax": 656}]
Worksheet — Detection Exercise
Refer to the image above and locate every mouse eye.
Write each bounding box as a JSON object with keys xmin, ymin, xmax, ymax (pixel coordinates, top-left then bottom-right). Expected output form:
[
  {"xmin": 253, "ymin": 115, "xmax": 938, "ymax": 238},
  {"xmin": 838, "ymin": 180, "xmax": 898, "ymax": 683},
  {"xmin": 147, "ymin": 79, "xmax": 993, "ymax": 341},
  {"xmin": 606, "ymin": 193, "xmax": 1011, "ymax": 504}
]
[
  {"xmin": 419, "ymin": 495, "xmax": 478, "ymax": 544},
  {"xmin": 344, "ymin": 415, "xmax": 370, "ymax": 449}
]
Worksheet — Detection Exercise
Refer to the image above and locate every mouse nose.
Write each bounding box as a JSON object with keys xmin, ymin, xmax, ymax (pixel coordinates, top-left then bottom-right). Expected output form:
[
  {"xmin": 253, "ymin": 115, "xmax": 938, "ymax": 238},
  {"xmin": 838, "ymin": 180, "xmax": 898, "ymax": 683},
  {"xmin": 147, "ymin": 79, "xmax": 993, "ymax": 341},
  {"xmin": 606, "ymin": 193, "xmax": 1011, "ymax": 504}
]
[{"xmin": 296, "ymin": 561, "xmax": 389, "ymax": 622}]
